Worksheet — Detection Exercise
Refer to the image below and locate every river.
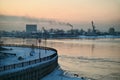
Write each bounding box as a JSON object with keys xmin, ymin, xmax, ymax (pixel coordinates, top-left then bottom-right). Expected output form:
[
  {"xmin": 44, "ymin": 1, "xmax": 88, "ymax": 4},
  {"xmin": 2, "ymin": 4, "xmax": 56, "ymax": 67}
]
[{"xmin": 1, "ymin": 38, "xmax": 120, "ymax": 80}]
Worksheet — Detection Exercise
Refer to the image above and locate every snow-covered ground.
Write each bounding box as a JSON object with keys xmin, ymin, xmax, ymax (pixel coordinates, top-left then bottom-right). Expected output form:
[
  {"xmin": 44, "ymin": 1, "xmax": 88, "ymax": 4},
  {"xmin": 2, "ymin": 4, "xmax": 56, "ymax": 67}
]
[
  {"xmin": 42, "ymin": 67, "xmax": 89, "ymax": 80},
  {"xmin": 0, "ymin": 46, "xmax": 55, "ymax": 66},
  {"xmin": 0, "ymin": 53, "xmax": 58, "ymax": 75}
]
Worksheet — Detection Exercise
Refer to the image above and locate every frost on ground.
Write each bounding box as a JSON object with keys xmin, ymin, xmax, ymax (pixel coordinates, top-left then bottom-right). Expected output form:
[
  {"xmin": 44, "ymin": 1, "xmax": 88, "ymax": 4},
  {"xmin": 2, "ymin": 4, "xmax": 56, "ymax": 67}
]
[
  {"xmin": 42, "ymin": 67, "xmax": 91, "ymax": 80},
  {"xmin": 0, "ymin": 46, "xmax": 55, "ymax": 66}
]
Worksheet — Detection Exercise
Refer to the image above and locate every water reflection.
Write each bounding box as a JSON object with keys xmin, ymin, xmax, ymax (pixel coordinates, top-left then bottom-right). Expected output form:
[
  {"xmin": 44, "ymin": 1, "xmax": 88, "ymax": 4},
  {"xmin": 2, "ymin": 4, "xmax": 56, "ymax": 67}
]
[
  {"xmin": 47, "ymin": 39, "xmax": 120, "ymax": 59},
  {"xmin": 2, "ymin": 38, "xmax": 120, "ymax": 59},
  {"xmin": 1, "ymin": 38, "xmax": 120, "ymax": 79}
]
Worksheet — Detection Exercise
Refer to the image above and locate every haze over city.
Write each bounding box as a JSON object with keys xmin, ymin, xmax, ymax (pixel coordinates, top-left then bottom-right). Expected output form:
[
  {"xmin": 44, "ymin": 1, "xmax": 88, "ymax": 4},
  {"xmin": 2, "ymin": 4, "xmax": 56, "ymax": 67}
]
[
  {"xmin": 0, "ymin": 1, "xmax": 120, "ymax": 80},
  {"xmin": 0, "ymin": 0, "xmax": 120, "ymax": 31}
]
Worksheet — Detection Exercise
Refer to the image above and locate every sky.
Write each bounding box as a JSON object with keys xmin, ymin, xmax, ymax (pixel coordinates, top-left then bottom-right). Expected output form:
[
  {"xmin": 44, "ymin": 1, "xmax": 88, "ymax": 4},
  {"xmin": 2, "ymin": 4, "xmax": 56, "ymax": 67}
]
[{"xmin": 0, "ymin": 0, "xmax": 120, "ymax": 31}]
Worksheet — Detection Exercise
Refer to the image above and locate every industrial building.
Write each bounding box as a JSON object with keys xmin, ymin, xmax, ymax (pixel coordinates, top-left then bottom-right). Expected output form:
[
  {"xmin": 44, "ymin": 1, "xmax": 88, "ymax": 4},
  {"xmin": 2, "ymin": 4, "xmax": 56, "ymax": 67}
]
[{"xmin": 26, "ymin": 24, "xmax": 37, "ymax": 33}]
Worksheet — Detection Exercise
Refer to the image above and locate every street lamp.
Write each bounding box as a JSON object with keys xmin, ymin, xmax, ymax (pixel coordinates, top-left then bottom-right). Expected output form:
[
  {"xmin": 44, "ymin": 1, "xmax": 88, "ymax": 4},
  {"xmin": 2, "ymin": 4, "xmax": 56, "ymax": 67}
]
[
  {"xmin": 38, "ymin": 39, "xmax": 41, "ymax": 59},
  {"xmin": 22, "ymin": 36, "xmax": 25, "ymax": 45},
  {"xmin": 42, "ymin": 27, "xmax": 47, "ymax": 54}
]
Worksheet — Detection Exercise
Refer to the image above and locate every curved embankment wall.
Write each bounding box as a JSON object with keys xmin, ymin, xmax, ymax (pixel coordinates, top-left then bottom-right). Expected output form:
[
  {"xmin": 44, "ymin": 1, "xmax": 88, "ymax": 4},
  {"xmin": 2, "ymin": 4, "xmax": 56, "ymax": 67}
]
[{"xmin": 0, "ymin": 44, "xmax": 58, "ymax": 80}]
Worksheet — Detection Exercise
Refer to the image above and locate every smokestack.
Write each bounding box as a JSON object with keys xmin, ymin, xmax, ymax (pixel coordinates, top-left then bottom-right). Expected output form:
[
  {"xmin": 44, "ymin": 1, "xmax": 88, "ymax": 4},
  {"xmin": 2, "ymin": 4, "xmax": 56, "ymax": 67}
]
[{"xmin": 91, "ymin": 21, "xmax": 95, "ymax": 32}]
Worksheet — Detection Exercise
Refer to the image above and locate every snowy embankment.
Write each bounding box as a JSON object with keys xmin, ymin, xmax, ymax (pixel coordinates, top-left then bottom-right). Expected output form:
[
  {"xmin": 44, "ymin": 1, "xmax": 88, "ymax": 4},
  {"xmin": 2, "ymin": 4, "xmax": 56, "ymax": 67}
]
[
  {"xmin": 0, "ymin": 46, "xmax": 55, "ymax": 66},
  {"xmin": 42, "ymin": 67, "xmax": 90, "ymax": 80}
]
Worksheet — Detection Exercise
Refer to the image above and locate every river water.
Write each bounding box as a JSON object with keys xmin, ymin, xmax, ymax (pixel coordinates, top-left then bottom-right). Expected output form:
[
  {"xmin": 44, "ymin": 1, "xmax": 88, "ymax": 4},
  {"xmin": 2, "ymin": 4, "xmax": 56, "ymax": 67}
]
[{"xmin": 1, "ymin": 38, "xmax": 120, "ymax": 80}]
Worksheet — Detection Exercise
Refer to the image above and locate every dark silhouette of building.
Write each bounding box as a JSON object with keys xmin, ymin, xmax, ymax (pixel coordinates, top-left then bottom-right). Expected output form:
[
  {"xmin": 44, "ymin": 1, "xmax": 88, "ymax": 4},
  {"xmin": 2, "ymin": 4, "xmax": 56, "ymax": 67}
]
[
  {"xmin": 26, "ymin": 24, "xmax": 37, "ymax": 33},
  {"xmin": 109, "ymin": 27, "xmax": 115, "ymax": 35}
]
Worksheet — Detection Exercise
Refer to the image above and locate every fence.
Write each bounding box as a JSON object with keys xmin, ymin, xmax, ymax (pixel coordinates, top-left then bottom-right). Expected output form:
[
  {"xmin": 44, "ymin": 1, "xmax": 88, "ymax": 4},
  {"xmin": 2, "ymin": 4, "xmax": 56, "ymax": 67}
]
[{"xmin": 0, "ymin": 44, "xmax": 57, "ymax": 72}]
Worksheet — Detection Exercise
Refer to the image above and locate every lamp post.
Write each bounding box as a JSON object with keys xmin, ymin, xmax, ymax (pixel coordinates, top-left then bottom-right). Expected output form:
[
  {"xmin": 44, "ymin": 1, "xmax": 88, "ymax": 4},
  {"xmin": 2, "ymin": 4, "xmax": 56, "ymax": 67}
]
[
  {"xmin": 42, "ymin": 27, "xmax": 47, "ymax": 54},
  {"xmin": 38, "ymin": 39, "xmax": 41, "ymax": 59},
  {"xmin": 45, "ymin": 37, "xmax": 47, "ymax": 54},
  {"xmin": 22, "ymin": 36, "xmax": 25, "ymax": 45}
]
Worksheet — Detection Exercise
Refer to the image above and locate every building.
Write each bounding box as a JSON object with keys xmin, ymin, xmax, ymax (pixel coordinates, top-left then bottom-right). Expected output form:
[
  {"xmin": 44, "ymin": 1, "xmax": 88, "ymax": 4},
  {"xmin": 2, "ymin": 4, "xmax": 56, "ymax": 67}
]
[{"xmin": 26, "ymin": 24, "xmax": 37, "ymax": 33}]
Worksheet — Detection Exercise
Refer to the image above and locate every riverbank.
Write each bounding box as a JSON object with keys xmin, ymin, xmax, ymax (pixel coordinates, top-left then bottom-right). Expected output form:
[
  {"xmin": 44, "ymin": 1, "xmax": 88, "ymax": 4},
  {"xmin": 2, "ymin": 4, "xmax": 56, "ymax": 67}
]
[
  {"xmin": 0, "ymin": 44, "xmax": 58, "ymax": 80},
  {"xmin": 42, "ymin": 67, "xmax": 89, "ymax": 80}
]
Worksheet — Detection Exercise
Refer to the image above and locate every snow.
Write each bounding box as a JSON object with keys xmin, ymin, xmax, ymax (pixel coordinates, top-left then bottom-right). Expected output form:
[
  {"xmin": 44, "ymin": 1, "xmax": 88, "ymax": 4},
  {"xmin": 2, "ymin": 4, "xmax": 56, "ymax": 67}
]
[
  {"xmin": 0, "ymin": 46, "xmax": 55, "ymax": 66},
  {"xmin": 0, "ymin": 55, "xmax": 58, "ymax": 76},
  {"xmin": 42, "ymin": 67, "xmax": 89, "ymax": 80}
]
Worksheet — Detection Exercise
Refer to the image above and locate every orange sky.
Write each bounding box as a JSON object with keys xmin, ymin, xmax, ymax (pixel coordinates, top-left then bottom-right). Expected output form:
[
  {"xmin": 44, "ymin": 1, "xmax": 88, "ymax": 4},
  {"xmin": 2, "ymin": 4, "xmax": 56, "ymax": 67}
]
[{"xmin": 0, "ymin": 0, "xmax": 120, "ymax": 23}]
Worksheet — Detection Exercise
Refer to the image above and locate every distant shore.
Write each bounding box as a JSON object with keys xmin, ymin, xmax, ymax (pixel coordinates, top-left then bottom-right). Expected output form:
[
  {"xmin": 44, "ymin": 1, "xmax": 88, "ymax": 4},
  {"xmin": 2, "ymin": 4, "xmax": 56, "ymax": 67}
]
[
  {"xmin": 1, "ymin": 35, "xmax": 120, "ymax": 40},
  {"xmin": 46, "ymin": 35, "xmax": 120, "ymax": 39}
]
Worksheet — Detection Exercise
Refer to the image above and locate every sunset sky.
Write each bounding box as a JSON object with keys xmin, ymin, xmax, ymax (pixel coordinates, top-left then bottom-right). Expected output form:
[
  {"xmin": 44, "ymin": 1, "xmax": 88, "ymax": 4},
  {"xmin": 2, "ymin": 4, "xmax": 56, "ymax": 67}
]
[
  {"xmin": 0, "ymin": 0, "xmax": 120, "ymax": 31},
  {"xmin": 0, "ymin": 0, "xmax": 120, "ymax": 22}
]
